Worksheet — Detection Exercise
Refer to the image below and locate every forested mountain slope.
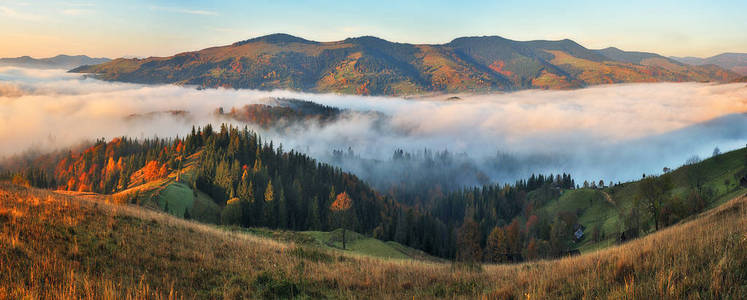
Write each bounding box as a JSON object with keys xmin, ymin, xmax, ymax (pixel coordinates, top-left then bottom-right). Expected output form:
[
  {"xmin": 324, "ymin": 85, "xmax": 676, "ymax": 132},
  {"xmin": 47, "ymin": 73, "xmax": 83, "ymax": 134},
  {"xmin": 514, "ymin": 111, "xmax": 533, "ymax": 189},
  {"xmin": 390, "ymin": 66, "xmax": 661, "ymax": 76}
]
[
  {"xmin": 2, "ymin": 125, "xmax": 745, "ymax": 262},
  {"xmin": 71, "ymin": 34, "xmax": 740, "ymax": 95}
]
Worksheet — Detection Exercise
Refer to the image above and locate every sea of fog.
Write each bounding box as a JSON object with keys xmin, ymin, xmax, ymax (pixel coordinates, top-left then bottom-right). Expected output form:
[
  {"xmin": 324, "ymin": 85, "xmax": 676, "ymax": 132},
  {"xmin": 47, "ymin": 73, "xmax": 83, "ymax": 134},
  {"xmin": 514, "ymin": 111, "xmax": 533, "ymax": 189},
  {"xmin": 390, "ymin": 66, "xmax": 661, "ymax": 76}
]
[{"xmin": 1, "ymin": 66, "xmax": 746, "ymax": 186}]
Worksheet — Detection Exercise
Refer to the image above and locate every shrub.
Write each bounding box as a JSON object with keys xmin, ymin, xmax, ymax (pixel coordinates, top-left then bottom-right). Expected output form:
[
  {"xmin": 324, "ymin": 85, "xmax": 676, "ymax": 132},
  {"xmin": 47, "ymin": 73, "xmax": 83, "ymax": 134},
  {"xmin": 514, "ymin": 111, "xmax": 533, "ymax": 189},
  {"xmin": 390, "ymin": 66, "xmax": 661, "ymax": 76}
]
[
  {"xmin": 220, "ymin": 198, "xmax": 242, "ymax": 225},
  {"xmin": 252, "ymin": 271, "xmax": 301, "ymax": 299}
]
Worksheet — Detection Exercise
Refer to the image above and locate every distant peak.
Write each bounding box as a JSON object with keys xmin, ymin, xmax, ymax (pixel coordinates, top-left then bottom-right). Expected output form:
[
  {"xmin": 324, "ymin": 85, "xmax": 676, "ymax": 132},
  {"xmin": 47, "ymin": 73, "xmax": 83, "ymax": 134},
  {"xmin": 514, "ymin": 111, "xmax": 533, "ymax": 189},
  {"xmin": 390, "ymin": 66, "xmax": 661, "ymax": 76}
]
[
  {"xmin": 345, "ymin": 35, "xmax": 387, "ymax": 42},
  {"xmin": 598, "ymin": 47, "xmax": 624, "ymax": 52},
  {"xmin": 554, "ymin": 38, "xmax": 583, "ymax": 47},
  {"xmin": 343, "ymin": 35, "xmax": 397, "ymax": 46},
  {"xmin": 233, "ymin": 33, "xmax": 317, "ymax": 46},
  {"xmin": 448, "ymin": 35, "xmax": 509, "ymax": 43}
]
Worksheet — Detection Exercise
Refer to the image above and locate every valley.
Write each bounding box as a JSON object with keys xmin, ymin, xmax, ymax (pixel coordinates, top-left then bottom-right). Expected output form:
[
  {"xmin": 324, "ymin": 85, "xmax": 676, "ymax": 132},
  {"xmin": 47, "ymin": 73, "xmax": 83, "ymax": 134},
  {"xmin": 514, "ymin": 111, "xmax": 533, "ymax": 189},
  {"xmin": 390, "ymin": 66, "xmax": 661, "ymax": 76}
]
[
  {"xmin": 1, "ymin": 2, "xmax": 745, "ymax": 298},
  {"xmin": 3, "ymin": 124, "xmax": 745, "ymax": 264},
  {"xmin": 0, "ymin": 178, "xmax": 743, "ymax": 298}
]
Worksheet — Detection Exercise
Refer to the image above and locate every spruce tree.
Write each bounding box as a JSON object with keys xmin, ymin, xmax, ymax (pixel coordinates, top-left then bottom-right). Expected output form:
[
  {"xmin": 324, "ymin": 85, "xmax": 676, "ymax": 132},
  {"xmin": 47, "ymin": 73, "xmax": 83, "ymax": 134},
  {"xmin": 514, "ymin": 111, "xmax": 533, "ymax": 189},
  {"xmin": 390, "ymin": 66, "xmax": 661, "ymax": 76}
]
[{"xmin": 278, "ymin": 187, "xmax": 287, "ymax": 229}]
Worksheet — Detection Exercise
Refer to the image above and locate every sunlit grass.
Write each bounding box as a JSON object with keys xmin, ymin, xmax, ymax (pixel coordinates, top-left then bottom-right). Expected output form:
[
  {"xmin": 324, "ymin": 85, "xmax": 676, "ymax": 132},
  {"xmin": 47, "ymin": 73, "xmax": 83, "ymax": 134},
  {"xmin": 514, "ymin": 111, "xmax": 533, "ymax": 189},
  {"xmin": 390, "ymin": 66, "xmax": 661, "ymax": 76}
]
[{"xmin": 0, "ymin": 183, "xmax": 744, "ymax": 298}]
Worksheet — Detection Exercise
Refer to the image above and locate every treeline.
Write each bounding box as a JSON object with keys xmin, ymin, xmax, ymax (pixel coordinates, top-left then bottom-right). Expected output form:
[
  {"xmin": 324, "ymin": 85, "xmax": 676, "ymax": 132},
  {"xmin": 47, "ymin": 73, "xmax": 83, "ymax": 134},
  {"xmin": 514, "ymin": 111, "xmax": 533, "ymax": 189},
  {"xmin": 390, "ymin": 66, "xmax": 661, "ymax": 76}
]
[
  {"xmin": 332, "ymin": 148, "xmax": 577, "ymax": 208},
  {"xmin": 410, "ymin": 174, "xmax": 579, "ymax": 262},
  {"xmin": 3, "ymin": 125, "xmax": 394, "ymax": 241},
  {"xmin": 169, "ymin": 124, "xmax": 457, "ymax": 256},
  {"xmin": 4, "ymin": 124, "xmax": 585, "ymax": 261},
  {"xmin": 332, "ymin": 148, "xmax": 487, "ymax": 207},
  {"xmin": 55, "ymin": 137, "xmax": 179, "ymax": 193},
  {"xmin": 1, "ymin": 137, "xmax": 177, "ymax": 193},
  {"xmin": 220, "ymin": 98, "xmax": 342, "ymax": 129},
  {"xmin": 187, "ymin": 124, "xmax": 386, "ymax": 234}
]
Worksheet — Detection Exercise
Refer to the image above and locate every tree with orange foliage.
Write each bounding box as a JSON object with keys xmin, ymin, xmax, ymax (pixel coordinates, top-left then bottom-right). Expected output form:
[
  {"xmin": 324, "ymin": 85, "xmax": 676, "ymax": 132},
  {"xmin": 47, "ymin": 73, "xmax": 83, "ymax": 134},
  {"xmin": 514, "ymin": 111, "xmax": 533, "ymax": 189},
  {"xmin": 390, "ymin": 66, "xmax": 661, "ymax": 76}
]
[
  {"xmin": 65, "ymin": 177, "xmax": 76, "ymax": 191},
  {"xmin": 484, "ymin": 226, "xmax": 507, "ymax": 263},
  {"xmin": 175, "ymin": 141, "xmax": 184, "ymax": 153},
  {"xmin": 104, "ymin": 157, "xmax": 117, "ymax": 176},
  {"xmin": 158, "ymin": 164, "xmax": 168, "ymax": 179},
  {"xmin": 330, "ymin": 191, "xmax": 353, "ymax": 249},
  {"xmin": 175, "ymin": 141, "xmax": 185, "ymax": 181},
  {"xmin": 141, "ymin": 161, "xmax": 160, "ymax": 182},
  {"xmin": 140, "ymin": 160, "xmax": 169, "ymax": 182},
  {"xmin": 11, "ymin": 174, "xmax": 30, "ymax": 187}
]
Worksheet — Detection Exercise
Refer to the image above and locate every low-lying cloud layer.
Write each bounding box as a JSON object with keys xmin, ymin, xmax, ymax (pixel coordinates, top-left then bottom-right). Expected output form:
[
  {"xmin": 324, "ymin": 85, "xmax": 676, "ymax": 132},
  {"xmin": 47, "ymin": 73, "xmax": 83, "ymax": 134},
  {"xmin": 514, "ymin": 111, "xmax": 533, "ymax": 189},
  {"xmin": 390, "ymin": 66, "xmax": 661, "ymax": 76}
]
[{"xmin": 1, "ymin": 66, "xmax": 745, "ymax": 186}]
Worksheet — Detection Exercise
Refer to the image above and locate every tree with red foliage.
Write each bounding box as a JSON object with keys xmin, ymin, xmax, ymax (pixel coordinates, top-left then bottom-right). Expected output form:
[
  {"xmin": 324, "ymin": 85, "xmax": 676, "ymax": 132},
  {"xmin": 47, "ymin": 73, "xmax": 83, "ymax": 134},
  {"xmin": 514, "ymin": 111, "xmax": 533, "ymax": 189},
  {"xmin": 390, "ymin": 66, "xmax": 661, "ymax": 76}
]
[{"xmin": 505, "ymin": 219, "xmax": 522, "ymax": 254}]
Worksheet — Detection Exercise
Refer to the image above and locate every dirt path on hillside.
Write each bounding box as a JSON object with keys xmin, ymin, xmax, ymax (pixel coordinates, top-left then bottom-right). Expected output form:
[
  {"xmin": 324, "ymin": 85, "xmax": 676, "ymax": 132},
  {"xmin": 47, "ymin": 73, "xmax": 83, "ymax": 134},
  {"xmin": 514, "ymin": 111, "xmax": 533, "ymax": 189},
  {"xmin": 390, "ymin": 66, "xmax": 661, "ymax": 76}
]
[{"xmin": 601, "ymin": 191, "xmax": 615, "ymax": 206}]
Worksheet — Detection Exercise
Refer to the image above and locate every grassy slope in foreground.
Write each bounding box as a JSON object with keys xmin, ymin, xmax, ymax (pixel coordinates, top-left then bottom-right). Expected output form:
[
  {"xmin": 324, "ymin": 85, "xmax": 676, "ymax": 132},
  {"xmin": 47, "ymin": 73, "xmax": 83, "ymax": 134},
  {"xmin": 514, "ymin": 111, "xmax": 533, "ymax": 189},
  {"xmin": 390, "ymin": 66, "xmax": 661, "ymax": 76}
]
[{"xmin": 0, "ymin": 183, "xmax": 744, "ymax": 299}]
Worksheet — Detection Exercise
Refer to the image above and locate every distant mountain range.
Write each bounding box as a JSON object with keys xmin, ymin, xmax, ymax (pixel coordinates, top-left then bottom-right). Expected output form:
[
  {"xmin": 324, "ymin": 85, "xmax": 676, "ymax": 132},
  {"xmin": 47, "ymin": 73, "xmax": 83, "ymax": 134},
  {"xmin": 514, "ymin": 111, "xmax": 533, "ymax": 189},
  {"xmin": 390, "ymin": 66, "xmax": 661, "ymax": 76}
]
[
  {"xmin": 71, "ymin": 34, "xmax": 741, "ymax": 95},
  {"xmin": 0, "ymin": 55, "xmax": 110, "ymax": 70},
  {"xmin": 671, "ymin": 53, "xmax": 747, "ymax": 75}
]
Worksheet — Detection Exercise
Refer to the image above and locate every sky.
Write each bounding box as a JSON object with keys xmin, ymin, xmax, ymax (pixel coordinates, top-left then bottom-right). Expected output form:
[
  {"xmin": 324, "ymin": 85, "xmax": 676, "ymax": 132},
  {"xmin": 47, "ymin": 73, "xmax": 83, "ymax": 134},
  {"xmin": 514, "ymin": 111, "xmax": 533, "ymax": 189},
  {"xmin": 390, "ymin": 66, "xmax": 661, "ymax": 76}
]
[{"xmin": 0, "ymin": 0, "xmax": 745, "ymax": 59}]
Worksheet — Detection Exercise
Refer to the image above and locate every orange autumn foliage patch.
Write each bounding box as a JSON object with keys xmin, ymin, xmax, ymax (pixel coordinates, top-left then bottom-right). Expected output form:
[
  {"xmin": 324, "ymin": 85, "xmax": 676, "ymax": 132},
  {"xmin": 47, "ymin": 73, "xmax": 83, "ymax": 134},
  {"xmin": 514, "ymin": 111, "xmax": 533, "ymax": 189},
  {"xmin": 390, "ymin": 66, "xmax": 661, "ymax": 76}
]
[
  {"xmin": 330, "ymin": 192, "xmax": 352, "ymax": 212},
  {"xmin": 104, "ymin": 157, "xmax": 117, "ymax": 175},
  {"xmin": 11, "ymin": 174, "xmax": 30, "ymax": 187},
  {"xmin": 128, "ymin": 161, "xmax": 170, "ymax": 186},
  {"xmin": 175, "ymin": 141, "xmax": 185, "ymax": 153},
  {"xmin": 141, "ymin": 161, "xmax": 169, "ymax": 182},
  {"xmin": 488, "ymin": 60, "xmax": 514, "ymax": 77},
  {"xmin": 355, "ymin": 80, "xmax": 371, "ymax": 95}
]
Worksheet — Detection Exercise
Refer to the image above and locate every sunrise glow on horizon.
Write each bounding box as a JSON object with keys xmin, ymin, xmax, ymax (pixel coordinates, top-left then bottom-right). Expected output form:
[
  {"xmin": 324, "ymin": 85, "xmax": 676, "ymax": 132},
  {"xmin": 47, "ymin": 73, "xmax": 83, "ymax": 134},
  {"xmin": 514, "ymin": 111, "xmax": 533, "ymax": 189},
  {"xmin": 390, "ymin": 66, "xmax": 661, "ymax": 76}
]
[{"xmin": 1, "ymin": 0, "xmax": 745, "ymax": 59}]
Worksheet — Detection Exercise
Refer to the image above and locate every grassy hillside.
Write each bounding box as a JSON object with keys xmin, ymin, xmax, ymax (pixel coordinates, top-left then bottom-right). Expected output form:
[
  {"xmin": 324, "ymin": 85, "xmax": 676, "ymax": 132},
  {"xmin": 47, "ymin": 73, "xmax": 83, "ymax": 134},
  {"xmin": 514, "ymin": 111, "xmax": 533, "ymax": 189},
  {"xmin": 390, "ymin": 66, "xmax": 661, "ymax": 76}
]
[
  {"xmin": 0, "ymin": 183, "xmax": 744, "ymax": 298},
  {"xmin": 71, "ymin": 34, "xmax": 741, "ymax": 95},
  {"xmin": 110, "ymin": 156, "xmax": 442, "ymax": 262},
  {"xmin": 72, "ymin": 139, "xmax": 746, "ymax": 264},
  {"xmin": 236, "ymin": 227, "xmax": 444, "ymax": 262},
  {"xmin": 540, "ymin": 147, "xmax": 747, "ymax": 253},
  {"xmin": 110, "ymin": 150, "xmax": 222, "ymax": 225}
]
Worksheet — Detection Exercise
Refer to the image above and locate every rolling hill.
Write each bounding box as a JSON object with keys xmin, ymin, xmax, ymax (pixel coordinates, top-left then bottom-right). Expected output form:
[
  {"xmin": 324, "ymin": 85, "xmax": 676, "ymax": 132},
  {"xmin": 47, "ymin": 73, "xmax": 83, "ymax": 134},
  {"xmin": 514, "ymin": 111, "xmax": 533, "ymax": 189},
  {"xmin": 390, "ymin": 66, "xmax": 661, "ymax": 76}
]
[
  {"xmin": 0, "ymin": 54, "xmax": 110, "ymax": 69},
  {"xmin": 0, "ymin": 181, "xmax": 743, "ymax": 298},
  {"xmin": 672, "ymin": 52, "xmax": 747, "ymax": 75},
  {"xmin": 537, "ymin": 146, "xmax": 747, "ymax": 253},
  {"xmin": 2, "ymin": 122, "xmax": 745, "ymax": 263},
  {"xmin": 109, "ymin": 144, "xmax": 747, "ymax": 260},
  {"xmin": 71, "ymin": 34, "xmax": 741, "ymax": 95}
]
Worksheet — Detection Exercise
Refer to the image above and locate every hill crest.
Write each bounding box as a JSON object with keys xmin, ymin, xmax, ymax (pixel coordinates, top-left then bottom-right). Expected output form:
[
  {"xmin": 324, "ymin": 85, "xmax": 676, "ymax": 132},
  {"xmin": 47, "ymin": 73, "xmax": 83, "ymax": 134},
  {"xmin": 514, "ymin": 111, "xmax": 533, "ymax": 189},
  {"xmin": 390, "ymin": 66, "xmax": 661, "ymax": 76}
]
[
  {"xmin": 71, "ymin": 33, "xmax": 741, "ymax": 95},
  {"xmin": 0, "ymin": 54, "xmax": 110, "ymax": 70}
]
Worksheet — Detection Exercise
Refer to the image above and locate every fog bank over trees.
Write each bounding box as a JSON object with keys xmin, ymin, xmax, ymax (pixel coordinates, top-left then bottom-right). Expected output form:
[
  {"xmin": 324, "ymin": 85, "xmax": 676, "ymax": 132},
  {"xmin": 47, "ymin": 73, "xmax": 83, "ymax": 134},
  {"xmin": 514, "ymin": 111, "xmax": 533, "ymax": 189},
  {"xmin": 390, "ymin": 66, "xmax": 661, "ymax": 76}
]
[{"xmin": 1, "ymin": 66, "xmax": 745, "ymax": 186}]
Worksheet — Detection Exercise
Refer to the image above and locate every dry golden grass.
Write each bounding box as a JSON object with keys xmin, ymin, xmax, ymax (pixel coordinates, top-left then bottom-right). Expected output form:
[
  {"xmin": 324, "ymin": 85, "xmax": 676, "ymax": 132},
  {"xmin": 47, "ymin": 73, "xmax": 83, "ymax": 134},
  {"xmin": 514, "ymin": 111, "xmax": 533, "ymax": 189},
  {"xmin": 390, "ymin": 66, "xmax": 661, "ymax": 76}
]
[{"xmin": 0, "ymin": 183, "xmax": 744, "ymax": 299}]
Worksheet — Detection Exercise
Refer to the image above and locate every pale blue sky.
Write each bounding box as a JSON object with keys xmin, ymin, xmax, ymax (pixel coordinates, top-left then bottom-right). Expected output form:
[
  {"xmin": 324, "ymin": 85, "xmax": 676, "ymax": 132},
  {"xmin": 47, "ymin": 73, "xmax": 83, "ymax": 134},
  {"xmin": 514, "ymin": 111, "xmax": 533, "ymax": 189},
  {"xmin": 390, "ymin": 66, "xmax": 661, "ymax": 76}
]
[{"xmin": 0, "ymin": 0, "xmax": 745, "ymax": 58}]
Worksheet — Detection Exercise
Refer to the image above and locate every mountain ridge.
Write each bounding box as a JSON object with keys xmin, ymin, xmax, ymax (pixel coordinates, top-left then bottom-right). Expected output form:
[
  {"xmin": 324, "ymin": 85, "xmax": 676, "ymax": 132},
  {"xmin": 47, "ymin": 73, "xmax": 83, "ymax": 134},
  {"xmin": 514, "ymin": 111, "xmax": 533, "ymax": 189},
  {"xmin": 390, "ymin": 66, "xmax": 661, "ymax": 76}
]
[
  {"xmin": 0, "ymin": 54, "xmax": 110, "ymax": 69},
  {"xmin": 671, "ymin": 52, "xmax": 747, "ymax": 75},
  {"xmin": 71, "ymin": 33, "xmax": 741, "ymax": 95}
]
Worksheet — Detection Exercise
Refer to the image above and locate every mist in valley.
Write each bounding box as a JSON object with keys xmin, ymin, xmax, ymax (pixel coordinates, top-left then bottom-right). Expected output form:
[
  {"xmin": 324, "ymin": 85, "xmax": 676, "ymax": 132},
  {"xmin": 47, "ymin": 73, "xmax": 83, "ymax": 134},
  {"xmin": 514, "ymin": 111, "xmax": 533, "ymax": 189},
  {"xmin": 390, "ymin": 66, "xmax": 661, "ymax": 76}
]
[{"xmin": 1, "ymin": 66, "xmax": 745, "ymax": 192}]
